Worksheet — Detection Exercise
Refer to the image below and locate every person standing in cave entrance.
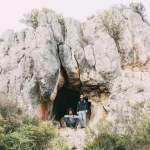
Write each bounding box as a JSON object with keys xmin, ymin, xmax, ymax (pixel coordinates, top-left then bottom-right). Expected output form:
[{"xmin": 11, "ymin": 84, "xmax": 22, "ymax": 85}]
[
  {"xmin": 64, "ymin": 108, "xmax": 79, "ymax": 130},
  {"xmin": 77, "ymin": 94, "xmax": 88, "ymax": 128}
]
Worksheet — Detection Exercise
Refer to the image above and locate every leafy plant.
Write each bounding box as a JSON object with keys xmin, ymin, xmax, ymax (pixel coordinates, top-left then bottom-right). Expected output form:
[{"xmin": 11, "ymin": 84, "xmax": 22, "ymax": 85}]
[
  {"xmin": 129, "ymin": 2, "xmax": 149, "ymax": 25},
  {"xmin": 100, "ymin": 7, "xmax": 124, "ymax": 47},
  {"xmin": 84, "ymin": 101, "xmax": 150, "ymax": 150},
  {"xmin": 0, "ymin": 95, "xmax": 68, "ymax": 150},
  {"xmin": 0, "ymin": 39, "xmax": 4, "ymax": 42},
  {"xmin": 20, "ymin": 9, "xmax": 39, "ymax": 29},
  {"xmin": 42, "ymin": 8, "xmax": 55, "ymax": 14},
  {"xmin": 20, "ymin": 8, "xmax": 55, "ymax": 29}
]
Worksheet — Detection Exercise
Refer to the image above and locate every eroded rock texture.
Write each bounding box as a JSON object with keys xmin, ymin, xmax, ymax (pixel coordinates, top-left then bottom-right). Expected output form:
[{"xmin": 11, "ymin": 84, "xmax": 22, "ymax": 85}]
[{"xmin": 0, "ymin": 8, "xmax": 150, "ymax": 120}]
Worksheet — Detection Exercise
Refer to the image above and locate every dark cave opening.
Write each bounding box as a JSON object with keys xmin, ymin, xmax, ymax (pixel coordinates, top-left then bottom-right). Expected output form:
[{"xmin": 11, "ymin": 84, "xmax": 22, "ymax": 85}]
[
  {"xmin": 53, "ymin": 86, "xmax": 92, "ymax": 121},
  {"xmin": 53, "ymin": 86, "xmax": 80, "ymax": 121}
]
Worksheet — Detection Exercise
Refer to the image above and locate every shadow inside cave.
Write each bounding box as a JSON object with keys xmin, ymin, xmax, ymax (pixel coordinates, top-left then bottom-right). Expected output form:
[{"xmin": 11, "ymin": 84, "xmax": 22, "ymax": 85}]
[
  {"xmin": 53, "ymin": 86, "xmax": 91, "ymax": 122},
  {"xmin": 53, "ymin": 86, "xmax": 80, "ymax": 121}
]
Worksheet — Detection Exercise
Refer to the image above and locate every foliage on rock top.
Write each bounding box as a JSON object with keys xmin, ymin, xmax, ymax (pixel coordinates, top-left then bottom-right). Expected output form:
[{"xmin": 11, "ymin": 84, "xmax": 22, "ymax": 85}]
[
  {"xmin": 100, "ymin": 7, "xmax": 124, "ymax": 47},
  {"xmin": 0, "ymin": 39, "xmax": 4, "ymax": 42},
  {"xmin": 20, "ymin": 8, "xmax": 55, "ymax": 29},
  {"xmin": 129, "ymin": 2, "xmax": 149, "ymax": 25}
]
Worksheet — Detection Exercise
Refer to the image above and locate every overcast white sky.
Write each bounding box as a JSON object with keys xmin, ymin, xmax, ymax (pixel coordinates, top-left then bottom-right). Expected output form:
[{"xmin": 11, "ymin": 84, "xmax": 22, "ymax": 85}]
[{"xmin": 0, "ymin": 0, "xmax": 150, "ymax": 35}]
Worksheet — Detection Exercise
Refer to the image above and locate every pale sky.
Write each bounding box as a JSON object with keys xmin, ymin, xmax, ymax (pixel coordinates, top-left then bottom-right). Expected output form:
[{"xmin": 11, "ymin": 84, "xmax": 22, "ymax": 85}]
[{"xmin": 0, "ymin": 0, "xmax": 150, "ymax": 35}]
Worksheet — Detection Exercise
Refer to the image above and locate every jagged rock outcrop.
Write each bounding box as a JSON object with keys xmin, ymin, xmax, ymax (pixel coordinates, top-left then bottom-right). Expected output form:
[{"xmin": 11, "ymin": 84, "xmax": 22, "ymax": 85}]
[{"xmin": 0, "ymin": 8, "xmax": 150, "ymax": 120}]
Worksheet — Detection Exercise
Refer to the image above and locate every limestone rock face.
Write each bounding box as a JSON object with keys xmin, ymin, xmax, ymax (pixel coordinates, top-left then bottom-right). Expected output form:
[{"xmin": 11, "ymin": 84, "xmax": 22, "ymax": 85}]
[
  {"xmin": 1, "ymin": 8, "xmax": 150, "ymax": 120},
  {"xmin": 0, "ymin": 13, "xmax": 62, "ymax": 116},
  {"xmin": 47, "ymin": 13, "xmax": 64, "ymax": 44},
  {"xmin": 119, "ymin": 9, "xmax": 150, "ymax": 69}
]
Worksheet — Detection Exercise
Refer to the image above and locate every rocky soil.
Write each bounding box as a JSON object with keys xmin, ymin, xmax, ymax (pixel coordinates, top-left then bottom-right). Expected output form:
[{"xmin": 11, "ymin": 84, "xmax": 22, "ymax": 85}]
[{"xmin": 59, "ymin": 128, "xmax": 85, "ymax": 150}]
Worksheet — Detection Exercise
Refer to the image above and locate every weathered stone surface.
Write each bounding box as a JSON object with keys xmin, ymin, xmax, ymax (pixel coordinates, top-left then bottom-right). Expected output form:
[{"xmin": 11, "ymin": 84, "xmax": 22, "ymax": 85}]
[
  {"xmin": 59, "ymin": 44, "xmax": 80, "ymax": 85},
  {"xmin": 38, "ymin": 12, "xmax": 48, "ymax": 27},
  {"xmin": 108, "ymin": 71, "xmax": 150, "ymax": 120},
  {"xmin": 16, "ymin": 29, "xmax": 25, "ymax": 41},
  {"xmin": 1, "ymin": 29, "xmax": 14, "ymax": 41},
  {"xmin": 1, "ymin": 8, "xmax": 150, "ymax": 121},
  {"xmin": 47, "ymin": 13, "xmax": 64, "ymax": 44},
  {"xmin": 0, "ymin": 14, "xmax": 61, "ymax": 117}
]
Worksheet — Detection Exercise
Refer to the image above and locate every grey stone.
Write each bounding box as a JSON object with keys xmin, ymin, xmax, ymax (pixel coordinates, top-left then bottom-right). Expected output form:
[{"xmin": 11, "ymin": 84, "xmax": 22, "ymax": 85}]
[
  {"xmin": 37, "ymin": 12, "xmax": 48, "ymax": 27},
  {"xmin": 0, "ymin": 8, "xmax": 150, "ymax": 121}
]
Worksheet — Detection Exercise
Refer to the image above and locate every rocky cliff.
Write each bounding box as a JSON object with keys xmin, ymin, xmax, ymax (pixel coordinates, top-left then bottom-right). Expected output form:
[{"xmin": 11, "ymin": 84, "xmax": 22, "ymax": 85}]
[{"xmin": 0, "ymin": 8, "xmax": 150, "ymax": 121}]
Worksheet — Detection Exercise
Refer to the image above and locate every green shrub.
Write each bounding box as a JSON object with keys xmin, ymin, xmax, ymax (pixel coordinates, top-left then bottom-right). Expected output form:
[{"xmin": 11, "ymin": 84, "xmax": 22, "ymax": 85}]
[
  {"xmin": 20, "ymin": 123, "xmax": 55, "ymax": 150},
  {"xmin": 22, "ymin": 115, "xmax": 39, "ymax": 126},
  {"xmin": 20, "ymin": 9, "xmax": 39, "ymax": 29},
  {"xmin": 0, "ymin": 124, "xmax": 54, "ymax": 150},
  {"xmin": 0, "ymin": 132, "xmax": 34, "ymax": 150},
  {"xmin": 0, "ymin": 39, "xmax": 4, "ymax": 42},
  {"xmin": 42, "ymin": 8, "xmax": 55, "ymax": 14},
  {"xmin": 0, "ymin": 95, "xmax": 23, "ymax": 133},
  {"xmin": 0, "ymin": 95, "xmax": 68, "ymax": 150},
  {"xmin": 0, "ymin": 122, "xmax": 68, "ymax": 150},
  {"xmin": 100, "ymin": 7, "xmax": 124, "ymax": 47},
  {"xmin": 84, "ymin": 102, "xmax": 150, "ymax": 150},
  {"xmin": 0, "ymin": 95, "xmax": 18, "ymax": 118},
  {"xmin": 57, "ymin": 14, "xmax": 65, "ymax": 25},
  {"xmin": 20, "ymin": 8, "xmax": 55, "ymax": 29},
  {"xmin": 129, "ymin": 2, "xmax": 149, "ymax": 25},
  {"xmin": 85, "ymin": 133, "xmax": 119, "ymax": 150},
  {"xmin": 99, "ymin": 2, "xmax": 149, "ymax": 50}
]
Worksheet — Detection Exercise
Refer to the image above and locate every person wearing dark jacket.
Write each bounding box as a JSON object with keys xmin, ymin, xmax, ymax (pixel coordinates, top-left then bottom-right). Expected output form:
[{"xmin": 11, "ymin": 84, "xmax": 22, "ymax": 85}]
[{"xmin": 77, "ymin": 94, "xmax": 88, "ymax": 128}]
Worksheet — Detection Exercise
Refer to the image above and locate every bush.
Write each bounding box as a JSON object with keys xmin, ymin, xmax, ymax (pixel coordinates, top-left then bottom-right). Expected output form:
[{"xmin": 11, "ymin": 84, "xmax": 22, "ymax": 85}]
[
  {"xmin": 0, "ymin": 95, "xmax": 23, "ymax": 133},
  {"xmin": 42, "ymin": 8, "xmax": 55, "ymax": 14},
  {"xmin": 20, "ymin": 123, "xmax": 55, "ymax": 150},
  {"xmin": 84, "ymin": 102, "xmax": 150, "ymax": 150},
  {"xmin": 0, "ymin": 95, "xmax": 20, "ymax": 118},
  {"xmin": 0, "ymin": 123, "xmax": 55, "ymax": 150},
  {"xmin": 0, "ymin": 95, "xmax": 68, "ymax": 150},
  {"xmin": 85, "ymin": 133, "xmax": 120, "ymax": 150},
  {"xmin": 0, "ymin": 123, "xmax": 68, "ymax": 150},
  {"xmin": 20, "ymin": 8, "xmax": 55, "ymax": 29},
  {"xmin": 99, "ymin": 2, "xmax": 149, "ymax": 47},
  {"xmin": 0, "ymin": 39, "xmax": 4, "ymax": 42},
  {"xmin": 20, "ymin": 9, "xmax": 39, "ymax": 29},
  {"xmin": 100, "ymin": 7, "xmax": 124, "ymax": 47},
  {"xmin": 129, "ymin": 2, "xmax": 149, "ymax": 25}
]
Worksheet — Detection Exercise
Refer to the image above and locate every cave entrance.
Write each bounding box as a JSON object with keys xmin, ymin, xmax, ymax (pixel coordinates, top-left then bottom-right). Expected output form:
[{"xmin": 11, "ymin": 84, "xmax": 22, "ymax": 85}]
[{"xmin": 53, "ymin": 86, "xmax": 80, "ymax": 121}]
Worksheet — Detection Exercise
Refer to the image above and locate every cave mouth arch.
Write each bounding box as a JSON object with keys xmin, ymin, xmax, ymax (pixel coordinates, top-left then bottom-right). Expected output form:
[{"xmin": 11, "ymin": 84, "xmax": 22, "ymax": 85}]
[{"xmin": 53, "ymin": 86, "xmax": 80, "ymax": 121}]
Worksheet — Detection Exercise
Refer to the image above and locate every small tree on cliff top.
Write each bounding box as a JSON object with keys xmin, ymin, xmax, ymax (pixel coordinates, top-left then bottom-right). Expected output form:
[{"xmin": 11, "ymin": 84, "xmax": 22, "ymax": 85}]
[
  {"xmin": 129, "ymin": 2, "xmax": 149, "ymax": 25},
  {"xmin": 20, "ymin": 8, "xmax": 55, "ymax": 29}
]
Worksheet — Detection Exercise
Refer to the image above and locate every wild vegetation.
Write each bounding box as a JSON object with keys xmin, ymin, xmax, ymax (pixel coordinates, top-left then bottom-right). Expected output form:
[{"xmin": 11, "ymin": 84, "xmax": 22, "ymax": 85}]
[
  {"xmin": 0, "ymin": 39, "xmax": 4, "ymax": 42},
  {"xmin": 84, "ymin": 101, "xmax": 150, "ymax": 150},
  {"xmin": 19, "ymin": 8, "xmax": 55, "ymax": 29},
  {"xmin": 19, "ymin": 2, "xmax": 149, "ymax": 32},
  {"xmin": 98, "ymin": 2, "xmax": 149, "ymax": 51},
  {"xmin": 112, "ymin": 2, "xmax": 149, "ymax": 25},
  {"xmin": 129, "ymin": 2, "xmax": 149, "ymax": 25},
  {"xmin": 100, "ymin": 7, "xmax": 124, "ymax": 47},
  {"xmin": 0, "ymin": 95, "xmax": 68, "ymax": 150}
]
